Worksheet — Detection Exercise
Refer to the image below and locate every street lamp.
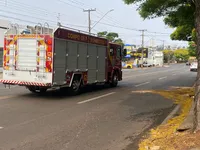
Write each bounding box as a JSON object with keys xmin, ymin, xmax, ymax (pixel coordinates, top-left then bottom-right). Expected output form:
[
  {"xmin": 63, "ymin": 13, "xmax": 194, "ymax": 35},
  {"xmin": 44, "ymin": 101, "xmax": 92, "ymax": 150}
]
[{"xmin": 91, "ymin": 9, "xmax": 114, "ymax": 31}]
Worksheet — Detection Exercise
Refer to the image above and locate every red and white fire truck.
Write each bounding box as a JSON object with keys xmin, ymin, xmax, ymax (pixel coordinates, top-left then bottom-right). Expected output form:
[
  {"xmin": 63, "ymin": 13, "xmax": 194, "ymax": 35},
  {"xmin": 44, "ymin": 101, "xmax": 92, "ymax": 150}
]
[{"xmin": 0, "ymin": 23, "xmax": 126, "ymax": 95}]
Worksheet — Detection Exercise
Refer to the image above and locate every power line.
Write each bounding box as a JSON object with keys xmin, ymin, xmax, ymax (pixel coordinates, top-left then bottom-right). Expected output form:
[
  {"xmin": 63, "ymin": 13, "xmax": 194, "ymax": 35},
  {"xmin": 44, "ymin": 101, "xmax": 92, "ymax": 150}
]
[
  {"xmin": 57, "ymin": 0, "xmax": 84, "ymax": 10},
  {"xmin": 91, "ymin": 20, "xmax": 173, "ymax": 35},
  {"xmin": 0, "ymin": 14, "xmax": 41, "ymax": 25},
  {"xmin": 66, "ymin": 0, "xmax": 84, "ymax": 5},
  {"xmin": 0, "ymin": 9, "xmax": 88, "ymax": 29},
  {"xmin": 1, "ymin": 0, "xmax": 173, "ymax": 35},
  {"xmin": 4, "ymin": 0, "xmax": 58, "ymax": 17},
  {"xmin": 56, "ymin": 0, "xmax": 126, "ymax": 27}
]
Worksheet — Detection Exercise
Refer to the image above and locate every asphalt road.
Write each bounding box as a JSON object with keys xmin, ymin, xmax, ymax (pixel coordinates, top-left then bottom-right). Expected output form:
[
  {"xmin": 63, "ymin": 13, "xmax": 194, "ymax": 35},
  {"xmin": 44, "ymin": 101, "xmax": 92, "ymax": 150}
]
[{"xmin": 0, "ymin": 64, "xmax": 196, "ymax": 150}]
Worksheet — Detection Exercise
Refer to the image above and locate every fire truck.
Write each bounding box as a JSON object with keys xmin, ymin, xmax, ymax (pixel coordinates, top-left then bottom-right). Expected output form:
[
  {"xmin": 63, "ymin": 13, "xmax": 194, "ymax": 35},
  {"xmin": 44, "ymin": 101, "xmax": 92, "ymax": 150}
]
[{"xmin": 0, "ymin": 23, "xmax": 126, "ymax": 95}]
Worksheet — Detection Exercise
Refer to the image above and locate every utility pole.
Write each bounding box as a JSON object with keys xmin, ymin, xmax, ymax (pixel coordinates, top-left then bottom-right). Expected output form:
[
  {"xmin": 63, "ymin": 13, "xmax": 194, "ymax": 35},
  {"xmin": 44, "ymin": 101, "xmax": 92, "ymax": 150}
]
[
  {"xmin": 83, "ymin": 9, "xmax": 96, "ymax": 33},
  {"xmin": 57, "ymin": 13, "xmax": 61, "ymax": 26},
  {"xmin": 139, "ymin": 29, "xmax": 147, "ymax": 68},
  {"xmin": 162, "ymin": 40, "xmax": 165, "ymax": 50}
]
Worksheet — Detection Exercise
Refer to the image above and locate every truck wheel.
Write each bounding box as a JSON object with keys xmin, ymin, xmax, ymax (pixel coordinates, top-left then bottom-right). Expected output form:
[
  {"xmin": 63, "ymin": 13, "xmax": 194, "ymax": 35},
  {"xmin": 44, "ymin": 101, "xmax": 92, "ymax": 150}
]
[
  {"xmin": 110, "ymin": 73, "xmax": 118, "ymax": 87},
  {"xmin": 69, "ymin": 78, "xmax": 81, "ymax": 95}
]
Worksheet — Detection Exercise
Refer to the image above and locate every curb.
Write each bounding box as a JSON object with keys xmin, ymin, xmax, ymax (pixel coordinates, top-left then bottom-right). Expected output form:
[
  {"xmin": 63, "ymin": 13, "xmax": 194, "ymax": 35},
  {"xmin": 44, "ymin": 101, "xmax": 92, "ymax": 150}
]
[{"xmin": 161, "ymin": 105, "xmax": 181, "ymax": 125}]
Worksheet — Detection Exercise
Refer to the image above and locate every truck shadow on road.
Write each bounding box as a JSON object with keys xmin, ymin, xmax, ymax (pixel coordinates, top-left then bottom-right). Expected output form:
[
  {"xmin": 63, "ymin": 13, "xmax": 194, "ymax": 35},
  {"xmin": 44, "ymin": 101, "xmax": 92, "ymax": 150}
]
[{"xmin": 19, "ymin": 84, "xmax": 123, "ymax": 100}]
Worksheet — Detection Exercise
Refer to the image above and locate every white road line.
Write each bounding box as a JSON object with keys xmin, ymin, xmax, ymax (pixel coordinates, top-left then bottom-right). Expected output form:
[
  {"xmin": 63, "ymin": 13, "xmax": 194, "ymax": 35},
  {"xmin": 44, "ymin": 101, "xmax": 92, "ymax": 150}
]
[
  {"xmin": 123, "ymin": 67, "xmax": 186, "ymax": 80},
  {"xmin": 0, "ymin": 95, "xmax": 17, "ymax": 100},
  {"xmin": 0, "ymin": 127, "xmax": 3, "ymax": 129},
  {"xmin": 135, "ymin": 82, "xmax": 150, "ymax": 87},
  {"xmin": 77, "ymin": 92, "xmax": 116, "ymax": 104},
  {"xmin": 159, "ymin": 76, "xmax": 167, "ymax": 80},
  {"xmin": 123, "ymin": 69, "xmax": 176, "ymax": 79},
  {"xmin": 172, "ymin": 73, "xmax": 176, "ymax": 76}
]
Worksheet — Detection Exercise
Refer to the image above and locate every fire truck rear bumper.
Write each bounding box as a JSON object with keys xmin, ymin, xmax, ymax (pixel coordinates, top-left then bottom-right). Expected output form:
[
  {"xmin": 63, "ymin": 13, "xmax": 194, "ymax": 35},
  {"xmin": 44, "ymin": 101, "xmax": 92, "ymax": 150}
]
[{"xmin": 0, "ymin": 79, "xmax": 52, "ymax": 87}]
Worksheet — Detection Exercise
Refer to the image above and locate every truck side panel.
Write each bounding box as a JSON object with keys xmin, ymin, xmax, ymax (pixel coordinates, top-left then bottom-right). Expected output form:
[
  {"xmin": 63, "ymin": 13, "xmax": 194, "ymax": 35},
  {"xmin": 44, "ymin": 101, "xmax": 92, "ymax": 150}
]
[
  {"xmin": 67, "ymin": 41, "xmax": 78, "ymax": 71},
  {"xmin": 53, "ymin": 28, "xmax": 108, "ymax": 85},
  {"xmin": 97, "ymin": 46, "xmax": 106, "ymax": 82},
  {"xmin": 53, "ymin": 38, "xmax": 67, "ymax": 85},
  {"xmin": 87, "ymin": 44, "xmax": 97, "ymax": 83},
  {"xmin": 78, "ymin": 43, "xmax": 87, "ymax": 71}
]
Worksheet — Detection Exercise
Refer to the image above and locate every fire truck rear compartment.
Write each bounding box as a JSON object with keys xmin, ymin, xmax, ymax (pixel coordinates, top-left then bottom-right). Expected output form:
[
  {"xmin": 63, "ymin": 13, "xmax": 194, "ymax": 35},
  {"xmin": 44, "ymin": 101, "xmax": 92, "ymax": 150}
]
[{"xmin": 53, "ymin": 38, "xmax": 106, "ymax": 86}]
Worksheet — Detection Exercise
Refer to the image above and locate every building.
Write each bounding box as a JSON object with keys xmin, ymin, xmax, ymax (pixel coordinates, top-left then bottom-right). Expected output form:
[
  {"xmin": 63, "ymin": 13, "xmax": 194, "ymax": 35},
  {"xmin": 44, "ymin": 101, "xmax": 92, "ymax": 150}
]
[{"xmin": 0, "ymin": 19, "xmax": 10, "ymax": 67}]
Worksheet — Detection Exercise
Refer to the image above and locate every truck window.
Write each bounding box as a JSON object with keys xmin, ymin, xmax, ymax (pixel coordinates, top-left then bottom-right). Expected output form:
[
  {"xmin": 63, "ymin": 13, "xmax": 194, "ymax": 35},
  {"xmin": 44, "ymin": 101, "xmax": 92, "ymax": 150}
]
[
  {"xmin": 110, "ymin": 48, "xmax": 114, "ymax": 56},
  {"xmin": 117, "ymin": 48, "xmax": 121, "ymax": 58}
]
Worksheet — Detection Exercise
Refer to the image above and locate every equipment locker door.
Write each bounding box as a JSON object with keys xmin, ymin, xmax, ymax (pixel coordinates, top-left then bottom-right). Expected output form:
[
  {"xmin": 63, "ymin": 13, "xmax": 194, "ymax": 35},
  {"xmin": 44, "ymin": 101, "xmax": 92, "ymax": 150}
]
[{"xmin": 53, "ymin": 39, "xmax": 67, "ymax": 85}]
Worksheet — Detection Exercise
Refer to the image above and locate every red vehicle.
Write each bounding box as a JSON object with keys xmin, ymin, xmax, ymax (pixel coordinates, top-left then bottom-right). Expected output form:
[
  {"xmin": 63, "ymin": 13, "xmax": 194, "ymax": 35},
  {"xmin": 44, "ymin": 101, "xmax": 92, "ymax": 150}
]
[{"xmin": 0, "ymin": 23, "xmax": 126, "ymax": 95}]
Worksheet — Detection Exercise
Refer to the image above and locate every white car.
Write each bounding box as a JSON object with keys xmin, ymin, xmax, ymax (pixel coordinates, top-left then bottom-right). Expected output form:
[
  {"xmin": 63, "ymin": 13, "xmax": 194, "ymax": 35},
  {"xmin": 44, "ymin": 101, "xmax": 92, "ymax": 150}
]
[{"xmin": 190, "ymin": 62, "xmax": 198, "ymax": 72}]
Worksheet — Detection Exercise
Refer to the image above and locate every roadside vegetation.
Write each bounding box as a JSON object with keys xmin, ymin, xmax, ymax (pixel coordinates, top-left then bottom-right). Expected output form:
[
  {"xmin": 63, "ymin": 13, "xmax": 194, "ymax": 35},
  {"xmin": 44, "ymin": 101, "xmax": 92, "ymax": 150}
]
[
  {"xmin": 123, "ymin": 0, "xmax": 200, "ymax": 149},
  {"xmin": 97, "ymin": 31, "xmax": 124, "ymax": 46},
  {"xmin": 163, "ymin": 49, "xmax": 190, "ymax": 63},
  {"xmin": 138, "ymin": 88, "xmax": 196, "ymax": 150}
]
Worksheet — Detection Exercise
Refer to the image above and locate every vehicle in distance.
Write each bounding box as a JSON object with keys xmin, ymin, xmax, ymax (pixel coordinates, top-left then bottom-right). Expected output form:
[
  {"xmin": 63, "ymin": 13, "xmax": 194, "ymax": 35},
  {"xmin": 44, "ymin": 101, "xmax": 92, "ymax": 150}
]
[
  {"xmin": 186, "ymin": 62, "xmax": 190, "ymax": 66},
  {"xmin": 190, "ymin": 62, "xmax": 198, "ymax": 72},
  {"xmin": 122, "ymin": 61, "xmax": 133, "ymax": 69},
  {"xmin": 0, "ymin": 23, "xmax": 126, "ymax": 95}
]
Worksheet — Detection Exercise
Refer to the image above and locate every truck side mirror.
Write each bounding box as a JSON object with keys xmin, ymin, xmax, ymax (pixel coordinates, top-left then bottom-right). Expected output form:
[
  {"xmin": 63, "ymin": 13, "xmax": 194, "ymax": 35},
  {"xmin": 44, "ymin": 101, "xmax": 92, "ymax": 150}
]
[{"xmin": 123, "ymin": 49, "xmax": 127, "ymax": 56}]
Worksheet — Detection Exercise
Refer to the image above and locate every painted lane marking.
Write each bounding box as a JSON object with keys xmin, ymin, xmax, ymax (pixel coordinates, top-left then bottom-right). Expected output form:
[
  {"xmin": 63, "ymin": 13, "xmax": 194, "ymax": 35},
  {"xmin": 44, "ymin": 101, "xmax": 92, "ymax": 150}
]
[
  {"xmin": 0, "ymin": 95, "xmax": 17, "ymax": 100},
  {"xmin": 159, "ymin": 76, "xmax": 167, "ymax": 80},
  {"xmin": 172, "ymin": 73, "xmax": 176, "ymax": 76},
  {"xmin": 77, "ymin": 92, "xmax": 116, "ymax": 104},
  {"xmin": 0, "ymin": 127, "xmax": 3, "ymax": 129},
  {"xmin": 123, "ymin": 69, "xmax": 174, "ymax": 79},
  {"xmin": 123, "ymin": 67, "xmax": 185, "ymax": 80},
  {"xmin": 135, "ymin": 82, "xmax": 150, "ymax": 87}
]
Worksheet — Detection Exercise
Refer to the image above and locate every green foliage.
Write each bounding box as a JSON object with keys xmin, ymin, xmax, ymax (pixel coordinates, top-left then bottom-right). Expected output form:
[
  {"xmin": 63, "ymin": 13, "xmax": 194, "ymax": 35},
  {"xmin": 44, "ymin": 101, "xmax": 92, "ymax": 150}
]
[
  {"xmin": 97, "ymin": 31, "xmax": 124, "ymax": 45},
  {"xmin": 123, "ymin": 0, "xmax": 195, "ymax": 41},
  {"xmin": 163, "ymin": 50, "xmax": 174, "ymax": 63},
  {"xmin": 188, "ymin": 41, "xmax": 197, "ymax": 57},
  {"xmin": 170, "ymin": 25, "xmax": 194, "ymax": 41},
  {"xmin": 174, "ymin": 49, "xmax": 189, "ymax": 62},
  {"xmin": 163, "ymin": 49, "xmax": 190, "ymax": 63}
]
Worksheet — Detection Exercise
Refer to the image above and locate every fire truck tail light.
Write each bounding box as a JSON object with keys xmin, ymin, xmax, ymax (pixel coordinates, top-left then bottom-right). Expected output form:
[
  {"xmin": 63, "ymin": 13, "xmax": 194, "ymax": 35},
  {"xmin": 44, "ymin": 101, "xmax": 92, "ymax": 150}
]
[
  {"xmin": 45, "ymin": 38, "xmax": 52, "ymax": 45},
  {"xmin": 47, "ymin": 45, "xmax": 52, "ymax": 52},
  {"xmin": 46, "ymin": 61, "xmax": 52, "ymax": 72}
]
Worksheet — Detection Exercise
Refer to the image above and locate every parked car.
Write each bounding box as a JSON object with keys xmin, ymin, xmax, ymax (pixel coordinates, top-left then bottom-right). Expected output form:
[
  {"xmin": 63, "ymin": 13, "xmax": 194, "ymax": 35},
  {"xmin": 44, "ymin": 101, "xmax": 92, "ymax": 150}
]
[{"xmin": 190, "ymin": 62, "xmax": 198, "ymax": 72}]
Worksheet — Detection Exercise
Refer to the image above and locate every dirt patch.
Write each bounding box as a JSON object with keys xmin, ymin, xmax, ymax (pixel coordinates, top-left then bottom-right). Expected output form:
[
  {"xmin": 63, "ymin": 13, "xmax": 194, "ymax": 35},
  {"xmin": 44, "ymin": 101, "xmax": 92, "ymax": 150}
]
[{"xmin": 138, "ymin": 88, "xmax": 200, "ymax": 150}]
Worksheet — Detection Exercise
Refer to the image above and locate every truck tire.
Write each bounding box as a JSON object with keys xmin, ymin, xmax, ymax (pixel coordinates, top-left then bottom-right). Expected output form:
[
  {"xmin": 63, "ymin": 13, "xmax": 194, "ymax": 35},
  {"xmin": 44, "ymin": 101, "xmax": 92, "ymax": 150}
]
[
  {"xmin": 68, "ymin": 78, "xmax": 81, "ymax": 96},
  {"xmin": 110, "ymin": 73, "xmax": 118, "ymax": 87}
]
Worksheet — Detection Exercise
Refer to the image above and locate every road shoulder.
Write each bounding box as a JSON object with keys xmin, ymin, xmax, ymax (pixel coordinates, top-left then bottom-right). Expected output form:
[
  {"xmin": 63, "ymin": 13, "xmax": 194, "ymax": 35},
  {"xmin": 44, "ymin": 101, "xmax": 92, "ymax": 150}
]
[{"xmin": 138, "ymin": 87, "xmax": 200, "ymax": 150}]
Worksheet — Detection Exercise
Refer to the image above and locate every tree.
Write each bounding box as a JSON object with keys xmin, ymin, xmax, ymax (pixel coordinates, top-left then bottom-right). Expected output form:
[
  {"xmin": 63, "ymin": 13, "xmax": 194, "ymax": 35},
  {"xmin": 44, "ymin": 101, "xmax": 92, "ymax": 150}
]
[
  {"xmin": 123, "ymin": 0, "xmax": 200, "ymax": 131},
  {"xmin": 97, "ymin": 31, "xmax": 124, "ymax": 46},
  {"xmin": 174, "ymin": 49, "xmax": 189, "ymax": 62},
  {"xmin": 163, "ymin": 50, "xmax": 174, "ymax": 63},
  {"xmin": 188, "ymin": 41, "xmax": 197, "ymax": 57}
]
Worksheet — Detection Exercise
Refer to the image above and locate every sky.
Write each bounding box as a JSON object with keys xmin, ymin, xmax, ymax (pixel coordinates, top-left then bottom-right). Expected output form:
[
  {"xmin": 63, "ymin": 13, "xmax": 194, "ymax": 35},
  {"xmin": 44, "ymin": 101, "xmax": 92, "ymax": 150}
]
[{"xmin": 0, "ymin": 0, "xmax": 188, "ymax": 47}]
